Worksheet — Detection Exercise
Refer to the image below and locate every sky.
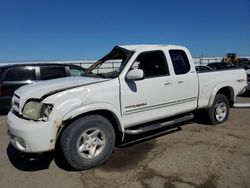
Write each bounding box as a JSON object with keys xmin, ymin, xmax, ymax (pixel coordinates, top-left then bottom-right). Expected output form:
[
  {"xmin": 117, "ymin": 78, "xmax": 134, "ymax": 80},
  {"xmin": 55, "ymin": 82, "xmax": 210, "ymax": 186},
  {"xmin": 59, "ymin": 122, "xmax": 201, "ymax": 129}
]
[{"xmin": 0, "ymin": 0, "xmax": 250, "ymax": 62}]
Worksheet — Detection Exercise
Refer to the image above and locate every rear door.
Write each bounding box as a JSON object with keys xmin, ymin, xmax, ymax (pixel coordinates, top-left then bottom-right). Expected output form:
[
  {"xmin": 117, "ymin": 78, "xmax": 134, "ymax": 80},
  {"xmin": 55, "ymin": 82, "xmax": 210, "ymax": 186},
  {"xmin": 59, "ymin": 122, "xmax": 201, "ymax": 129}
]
[
  {"xmin": 1, "ymin": 66, "xmax": 37, "ymax": 108},
  {"xmin": 168, "ymin": 49, "xmax": 199, "ymax": 112}
]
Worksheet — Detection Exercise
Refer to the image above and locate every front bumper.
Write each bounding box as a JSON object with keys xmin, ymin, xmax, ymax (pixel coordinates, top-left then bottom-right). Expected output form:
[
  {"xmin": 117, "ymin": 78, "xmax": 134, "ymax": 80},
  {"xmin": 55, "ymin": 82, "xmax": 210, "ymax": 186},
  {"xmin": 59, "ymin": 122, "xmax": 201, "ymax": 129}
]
[{"xmin": 7, "ymin": 111, "xmax": 58, "ymax": 153}]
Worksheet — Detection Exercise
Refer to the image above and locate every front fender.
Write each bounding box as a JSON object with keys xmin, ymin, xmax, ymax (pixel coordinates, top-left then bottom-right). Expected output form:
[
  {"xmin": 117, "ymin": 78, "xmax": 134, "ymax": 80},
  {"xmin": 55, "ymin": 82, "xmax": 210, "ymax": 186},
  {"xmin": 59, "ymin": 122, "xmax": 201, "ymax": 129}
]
[{"xmin": 61, "ymin": 102, "xmax": 123, "ymax": 131}]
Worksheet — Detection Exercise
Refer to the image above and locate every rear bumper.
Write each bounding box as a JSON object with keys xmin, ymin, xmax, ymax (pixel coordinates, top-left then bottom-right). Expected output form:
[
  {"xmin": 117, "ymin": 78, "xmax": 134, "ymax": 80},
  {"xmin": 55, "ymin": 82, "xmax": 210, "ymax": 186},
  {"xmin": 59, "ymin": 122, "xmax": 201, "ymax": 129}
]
[{"xmin": 7, "ymin": 111, "xmax": 58, "ymax": 153}]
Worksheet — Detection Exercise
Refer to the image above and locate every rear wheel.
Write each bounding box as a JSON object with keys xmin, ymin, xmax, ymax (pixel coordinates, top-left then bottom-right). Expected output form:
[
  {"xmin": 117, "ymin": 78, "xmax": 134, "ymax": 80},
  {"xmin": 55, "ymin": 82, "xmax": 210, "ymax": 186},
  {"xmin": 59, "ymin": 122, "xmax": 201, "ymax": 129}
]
[
  {"xmin": 207, "ymin": 94, "xmax": 230, "ymax": 124},
  {"xmin": 60, "ymin": 115, "xmax": 115, "ymax": 170}
]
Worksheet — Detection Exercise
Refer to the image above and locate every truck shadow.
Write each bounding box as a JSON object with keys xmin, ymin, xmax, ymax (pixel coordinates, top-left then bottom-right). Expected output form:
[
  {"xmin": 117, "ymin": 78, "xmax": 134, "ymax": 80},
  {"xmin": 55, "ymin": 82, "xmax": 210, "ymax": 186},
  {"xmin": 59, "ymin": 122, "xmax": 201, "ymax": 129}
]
[
  {"xmin": 0, "ymin": 109, "xmax": 9, "ymax": 115},
  {"xmin": 192, "ymin": 110, "xmax": 212, "ymax": 125},
  {"xmin": 54, "ymin": 124, "xmax": 184, "ymax": 171},
  {"xmin": 6, "ymin": 122, "xmax": 189, "ymax": 172},
  {"xmin": 6, "ymin": 144, "xmax": 54, "ymax": 171}
]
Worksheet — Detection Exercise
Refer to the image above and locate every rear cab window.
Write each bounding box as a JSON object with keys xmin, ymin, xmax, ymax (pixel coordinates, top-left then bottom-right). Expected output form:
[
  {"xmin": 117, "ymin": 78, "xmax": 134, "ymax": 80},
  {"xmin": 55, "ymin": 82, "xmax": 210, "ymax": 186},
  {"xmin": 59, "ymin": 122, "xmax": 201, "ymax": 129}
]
[
  {"xmin": 169, "ymin": 50, "xmax": 190, "ymax": 75},
  {"xmin": 40, "ymin": 66, "xmax": 67, "ymax": 80}
]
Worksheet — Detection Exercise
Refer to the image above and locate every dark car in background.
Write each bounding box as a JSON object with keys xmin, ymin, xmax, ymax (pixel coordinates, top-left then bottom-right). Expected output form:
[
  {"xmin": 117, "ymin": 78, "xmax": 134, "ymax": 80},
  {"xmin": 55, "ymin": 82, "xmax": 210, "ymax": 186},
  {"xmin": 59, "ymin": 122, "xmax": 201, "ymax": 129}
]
[
  {"xmin": 207, "ymin": 62, "xmax": 237, "ymax": 70},
  {"xmin": 0, "ymin": 63, "xmax": 85, "ymax": 110},
  {"xmin": 235, "ymin": 58, "xmax": 250, "ymax": 69},
  {"xmin": 195, "ymin": 65, "xmax": 213, "ymax": 73},
  {"xmin": 235, "ymin": 58, "xmax": 250, "ymax": 90}
]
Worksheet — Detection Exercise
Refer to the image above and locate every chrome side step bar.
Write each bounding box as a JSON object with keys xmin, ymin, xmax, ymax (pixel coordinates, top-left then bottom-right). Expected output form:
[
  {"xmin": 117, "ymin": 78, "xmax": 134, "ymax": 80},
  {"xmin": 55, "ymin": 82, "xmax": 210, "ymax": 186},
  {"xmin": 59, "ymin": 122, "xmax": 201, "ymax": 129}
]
[
  {"xmin": 125, "ymin": 113, "xmax": 194, "ymax": 135},
  {"xmin": 233, "ymin": 103, "xmax": 250, "ymax": 109}
]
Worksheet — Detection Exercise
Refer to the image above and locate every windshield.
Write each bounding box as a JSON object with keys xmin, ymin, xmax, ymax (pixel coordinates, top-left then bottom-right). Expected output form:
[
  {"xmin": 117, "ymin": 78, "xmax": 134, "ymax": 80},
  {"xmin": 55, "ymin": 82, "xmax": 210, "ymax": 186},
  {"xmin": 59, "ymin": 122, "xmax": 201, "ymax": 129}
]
[{"xmin": 85, "ymin": 46, "xmax": 134, "ymax": 78}]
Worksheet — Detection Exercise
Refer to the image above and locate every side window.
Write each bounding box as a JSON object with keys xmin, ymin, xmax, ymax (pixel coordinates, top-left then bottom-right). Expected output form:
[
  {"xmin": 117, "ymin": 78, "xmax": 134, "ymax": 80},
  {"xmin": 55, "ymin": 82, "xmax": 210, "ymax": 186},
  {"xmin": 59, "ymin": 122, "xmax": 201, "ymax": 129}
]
[
  {"xmin": 69, "ymin": 66, "xmax": 85, "ymax": 76},
  {"xmin": 132, "ymin": 51, "xmax": 169, "ymax": 78},
  {"xmin": 5, "ymin": 67, "xmax": 36, "ymax": 81},
  {"xmin": 169, "ymin": 50, "xmax": 190, "ymax": 75},
  {"xmin": 40, "ymin": 66, "xmax": 66, "ymax": 80}
]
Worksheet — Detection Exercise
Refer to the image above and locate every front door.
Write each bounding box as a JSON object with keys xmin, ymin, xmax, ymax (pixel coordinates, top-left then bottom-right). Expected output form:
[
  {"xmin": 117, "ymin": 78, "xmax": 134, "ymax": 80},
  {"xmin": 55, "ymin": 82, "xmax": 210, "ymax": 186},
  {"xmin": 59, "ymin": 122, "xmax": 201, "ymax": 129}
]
[{"xmin": 120, "ymin": 50, "xmax": 178, "ymax": 128}]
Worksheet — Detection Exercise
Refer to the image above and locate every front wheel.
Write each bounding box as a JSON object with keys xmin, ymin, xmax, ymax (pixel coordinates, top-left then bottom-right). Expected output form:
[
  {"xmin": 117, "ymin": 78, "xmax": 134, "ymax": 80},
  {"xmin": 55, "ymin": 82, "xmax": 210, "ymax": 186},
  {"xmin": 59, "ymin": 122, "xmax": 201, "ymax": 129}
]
[
  {"xmin": 207, "ymin": 94, "xmax": 230, "ymax": 125},
  {"xmin": 60, "ymin": 115, "xmax": 115, "ymax": 170}
]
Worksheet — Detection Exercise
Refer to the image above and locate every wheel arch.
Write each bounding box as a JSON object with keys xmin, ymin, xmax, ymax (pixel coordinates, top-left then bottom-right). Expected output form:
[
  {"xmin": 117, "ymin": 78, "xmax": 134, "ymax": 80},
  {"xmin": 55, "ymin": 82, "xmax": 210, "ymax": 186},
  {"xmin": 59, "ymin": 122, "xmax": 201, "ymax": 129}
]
[
  {"xmin": 217, "ymin": 87, "xmax": 234, "ymax": 107},
  {"xmin": 208, "ymin": 86, "xmax": 235, "ymax": 108},
  {"xmin": 58, "ymin": 109, "xmax": 124, "ymax": 146}
]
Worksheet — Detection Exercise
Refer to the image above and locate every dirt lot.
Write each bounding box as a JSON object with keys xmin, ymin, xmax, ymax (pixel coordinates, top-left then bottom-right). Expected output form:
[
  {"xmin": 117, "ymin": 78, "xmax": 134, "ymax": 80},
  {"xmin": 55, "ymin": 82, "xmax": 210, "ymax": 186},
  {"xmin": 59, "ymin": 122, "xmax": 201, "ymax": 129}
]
[{"xmin": 0, "ymin": 94, "xmax": 250, "ymax": 188}]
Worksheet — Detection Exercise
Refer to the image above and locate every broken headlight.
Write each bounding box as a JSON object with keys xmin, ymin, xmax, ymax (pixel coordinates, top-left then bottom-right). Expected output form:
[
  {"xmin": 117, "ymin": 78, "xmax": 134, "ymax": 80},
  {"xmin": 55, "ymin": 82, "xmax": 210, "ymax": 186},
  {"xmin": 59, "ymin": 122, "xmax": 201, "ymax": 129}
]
[{"xmin": 22, "ymin": 101, "xmax": 53, "ymax": 121}]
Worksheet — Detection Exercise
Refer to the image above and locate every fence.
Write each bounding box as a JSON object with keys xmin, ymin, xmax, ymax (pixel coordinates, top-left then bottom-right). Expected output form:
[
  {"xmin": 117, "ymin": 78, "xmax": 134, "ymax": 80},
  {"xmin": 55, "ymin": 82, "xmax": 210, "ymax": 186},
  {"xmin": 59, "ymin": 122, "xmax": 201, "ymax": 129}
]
[
  {"xmin": 193, "ymin": 57, "xmax": 222, "ymax": 65},
  {"xmin": 72, "ymin": 57, "xmax": 224, "ymax": 71},
  {"xmin": 69, "ymin": 57, "xmax": 224, "ymax": 67}
]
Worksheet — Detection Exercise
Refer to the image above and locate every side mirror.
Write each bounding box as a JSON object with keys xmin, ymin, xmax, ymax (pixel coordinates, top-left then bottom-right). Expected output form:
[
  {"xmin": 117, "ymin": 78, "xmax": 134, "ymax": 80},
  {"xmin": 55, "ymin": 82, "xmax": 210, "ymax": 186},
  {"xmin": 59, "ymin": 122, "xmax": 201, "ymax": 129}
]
[{"xmin": 126, "ymin": 69, "xmax": 144, "ymax": 80}]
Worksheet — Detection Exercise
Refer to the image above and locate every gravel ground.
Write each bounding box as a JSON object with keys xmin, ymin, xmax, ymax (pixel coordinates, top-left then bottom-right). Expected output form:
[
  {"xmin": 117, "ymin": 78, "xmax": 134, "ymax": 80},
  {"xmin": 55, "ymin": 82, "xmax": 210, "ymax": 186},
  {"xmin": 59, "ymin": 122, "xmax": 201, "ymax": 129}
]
[{"xmin": 0, "ymin": 94, "xmax": 250, "ymax": 188}]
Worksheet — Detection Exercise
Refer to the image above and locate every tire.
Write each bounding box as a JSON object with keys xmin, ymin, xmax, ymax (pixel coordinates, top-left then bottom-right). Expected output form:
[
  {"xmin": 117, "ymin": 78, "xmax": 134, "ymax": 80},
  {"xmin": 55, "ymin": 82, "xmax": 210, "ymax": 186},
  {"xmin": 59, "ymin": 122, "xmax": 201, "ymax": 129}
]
[
  {"xmin": 60, "ymin": 115, "xmax": 115, "ymax": 170},
  {"xmin": 207, "ymin": 94, "xmax": 230, "ymax": 125}
]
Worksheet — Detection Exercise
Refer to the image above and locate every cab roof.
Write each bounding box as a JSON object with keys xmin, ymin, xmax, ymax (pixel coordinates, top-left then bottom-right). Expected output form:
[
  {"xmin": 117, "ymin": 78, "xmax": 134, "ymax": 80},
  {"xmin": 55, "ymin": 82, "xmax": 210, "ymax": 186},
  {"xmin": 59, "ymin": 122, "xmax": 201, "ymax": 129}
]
[{"xmin": 119, "ymin": 44, "xmax": 185, "ymax": 51}]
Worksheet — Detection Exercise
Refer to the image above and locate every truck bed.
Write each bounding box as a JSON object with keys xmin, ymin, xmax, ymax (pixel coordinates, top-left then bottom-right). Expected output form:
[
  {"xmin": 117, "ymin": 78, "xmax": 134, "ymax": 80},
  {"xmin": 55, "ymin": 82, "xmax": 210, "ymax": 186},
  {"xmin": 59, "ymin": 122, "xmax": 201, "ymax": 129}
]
[{"xmin": 197, "ymin": 68, "xmax": 247, "ymax": 109}]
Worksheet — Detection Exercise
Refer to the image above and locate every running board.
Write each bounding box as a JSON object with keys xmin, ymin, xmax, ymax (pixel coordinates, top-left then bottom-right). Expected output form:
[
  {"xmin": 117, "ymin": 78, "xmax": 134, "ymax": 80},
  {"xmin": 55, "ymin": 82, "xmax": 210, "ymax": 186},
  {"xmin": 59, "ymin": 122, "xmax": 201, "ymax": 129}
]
[
  {"xmin": 233, "ymin": 103, "xmax": 250, "ymax": 109},
  {"xmin": 125, "ymin": 113, "xmax": 194, "ymax": 135}
]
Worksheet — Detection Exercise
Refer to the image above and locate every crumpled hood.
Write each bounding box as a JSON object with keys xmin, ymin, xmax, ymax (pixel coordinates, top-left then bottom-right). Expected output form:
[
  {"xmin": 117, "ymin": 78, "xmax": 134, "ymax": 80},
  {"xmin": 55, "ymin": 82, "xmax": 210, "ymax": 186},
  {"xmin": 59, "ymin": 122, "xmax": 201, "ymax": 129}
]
[{"xmin": 15, "ymin": 76, "xmax": 108, "ymax": 105}]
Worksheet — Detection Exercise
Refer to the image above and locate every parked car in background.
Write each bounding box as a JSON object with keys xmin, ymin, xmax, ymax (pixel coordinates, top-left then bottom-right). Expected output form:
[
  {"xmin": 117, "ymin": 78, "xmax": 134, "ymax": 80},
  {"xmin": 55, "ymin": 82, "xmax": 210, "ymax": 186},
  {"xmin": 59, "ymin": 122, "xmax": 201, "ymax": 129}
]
[
  {"xmin": 195, "ymin": 65, "xmax": 213, "ymax": 73},
  {"xmin": 207, "ymin": 62, "xmax": 237, "ymax": 70},
  {"xmin": 238, "ymin": 58, "xmax": 250, "ymax": 90},
  {"xmin": 0, "ymin": 63, "xmax": 85, "ymax": 110},
  {"xmin": 245, "ymin": 69, "xmax": 250, "ymax": 89},
  {"xmin": 231, "ymin": 58, "xmax": 250, "ymax": 90},
  {"xmin": 235, "ymin": 58, "xmax": 250, "ymax": 69}
]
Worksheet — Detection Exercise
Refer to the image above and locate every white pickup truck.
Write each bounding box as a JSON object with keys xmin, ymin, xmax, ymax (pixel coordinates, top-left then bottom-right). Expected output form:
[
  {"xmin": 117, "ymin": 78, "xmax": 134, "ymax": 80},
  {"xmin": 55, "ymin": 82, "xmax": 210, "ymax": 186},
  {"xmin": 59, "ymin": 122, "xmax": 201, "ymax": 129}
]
[{"xmin": 7, "ymin": 45, "xmax": 247, "ymax": 170}]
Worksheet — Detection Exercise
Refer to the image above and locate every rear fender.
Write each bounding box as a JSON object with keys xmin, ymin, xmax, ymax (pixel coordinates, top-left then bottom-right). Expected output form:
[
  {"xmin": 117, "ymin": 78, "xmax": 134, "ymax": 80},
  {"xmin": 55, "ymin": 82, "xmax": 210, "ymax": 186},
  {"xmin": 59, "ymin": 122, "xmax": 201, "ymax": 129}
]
[{"xmin": 208, "ymin": 84, "xmax": 234, "ymax": 108}]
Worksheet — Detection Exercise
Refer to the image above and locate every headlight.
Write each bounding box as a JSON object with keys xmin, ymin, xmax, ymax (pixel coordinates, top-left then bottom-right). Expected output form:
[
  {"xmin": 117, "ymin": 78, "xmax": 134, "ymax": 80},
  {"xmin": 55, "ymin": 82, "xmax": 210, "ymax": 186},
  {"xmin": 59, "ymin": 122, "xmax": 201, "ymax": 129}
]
[{"xmin": 22, "ymin": 101, "xmax": 53, "ymax": 121}]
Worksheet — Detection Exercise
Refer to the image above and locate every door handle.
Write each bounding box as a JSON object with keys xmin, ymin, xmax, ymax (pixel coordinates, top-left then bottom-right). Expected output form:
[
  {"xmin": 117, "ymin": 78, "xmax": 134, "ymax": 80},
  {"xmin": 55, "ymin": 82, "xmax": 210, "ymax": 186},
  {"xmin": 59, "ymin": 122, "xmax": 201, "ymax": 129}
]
[
  {"xmin": 236, "ymin": 79, "xmax": 246, "ymax": 83},
  {"xmin": 178, "ymin": 81, "xmax": 184, "ymax": 84},
  {"xmin": 164, "ymin": 82, "xmax": 172, "ymax": 86}
]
